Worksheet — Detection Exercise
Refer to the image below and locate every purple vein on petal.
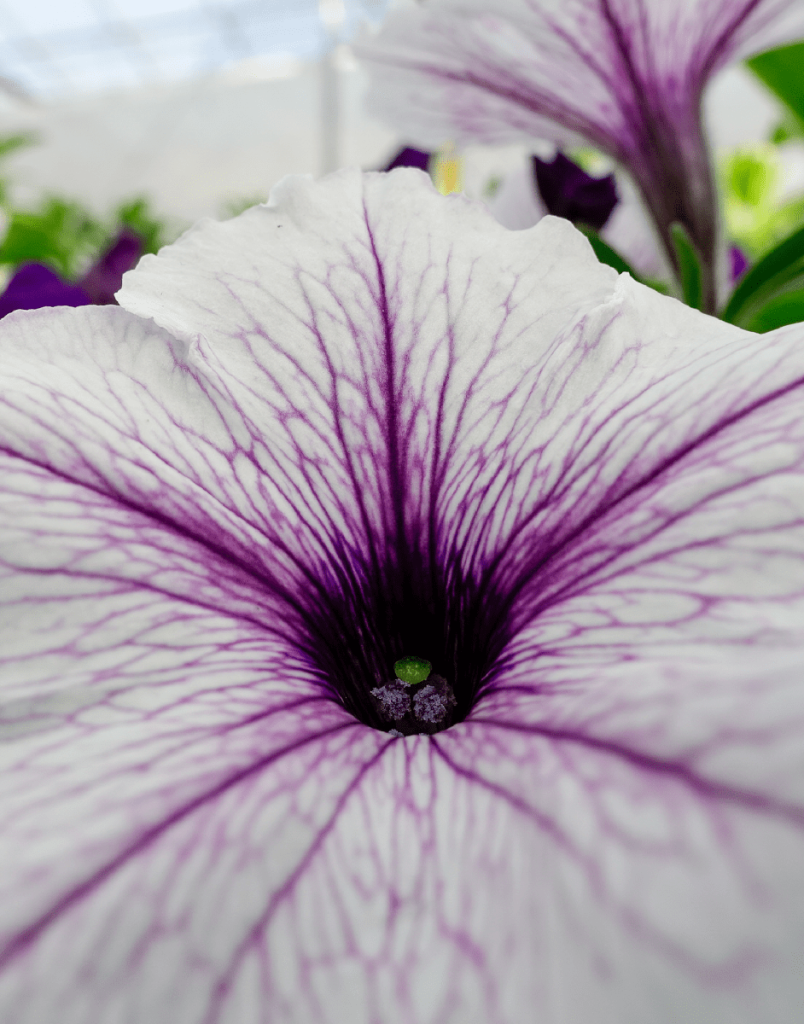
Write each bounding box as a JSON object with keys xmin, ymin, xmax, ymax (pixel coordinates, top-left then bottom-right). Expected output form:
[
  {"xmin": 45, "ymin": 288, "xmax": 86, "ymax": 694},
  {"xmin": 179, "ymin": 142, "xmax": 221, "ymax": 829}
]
[
  {"xmin": 0, "ymin": 720, "xmax": 366, "ymax": 971},
  {"xmin": 198, "ymin": 741, "xmax": 393, "ymax": 1024},
  {"xmin": 1, "ymin": 170, "xmax": 797, "ymax": 1020},
  {"xmin": 2, "ymin": 693, "xmax": 329, "ymax": 827},
  {"xmin": 483, "ymin": 369, "xmax": 804, "ymax": 633},
  {"xmin": 0, "ymin": 443, "xmax": 323, "ymax": 647},
  {"xmin": 466, "ymin": 719, "xmax": 804, "ymax": 829}
]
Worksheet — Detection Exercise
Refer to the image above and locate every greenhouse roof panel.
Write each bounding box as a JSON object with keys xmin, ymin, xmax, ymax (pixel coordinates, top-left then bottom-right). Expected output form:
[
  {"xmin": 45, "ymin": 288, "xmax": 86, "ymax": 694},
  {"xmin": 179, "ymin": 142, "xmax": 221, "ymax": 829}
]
[{"xmin": 0, "ymin": 0, "xmax": 388, "ymax": 98}]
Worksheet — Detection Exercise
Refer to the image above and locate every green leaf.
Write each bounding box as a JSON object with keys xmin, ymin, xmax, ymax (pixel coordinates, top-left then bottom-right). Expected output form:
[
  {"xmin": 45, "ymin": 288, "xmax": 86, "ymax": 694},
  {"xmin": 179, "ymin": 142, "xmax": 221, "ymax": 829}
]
[
  {"xmin": 748, "ymin": 42, "xmax": 804, "ymax": 128},
  {"xmin": 721, "ymin": 223, "xmax": 804, "ymax": 326},
  {"xmin": 0, "ymin": 197, "xmax": 106, "ymax": 277},
  {"xmin": 576, "ymin": 225, "xmax": 670, "ymax": 294},
  {"xmin": 113, "ymin": 195, "xmax": 180, "ymax": 255},
  {"xmin": 670, "ymin": 222, "xmax": 703, "ymax": 310},
  {"xmin": 576, "ymin": 224, "xmax": 639, "ymax": 275},
  {"xmin": 740, "ymin": 287, "xmax": 804, "ymax": 332},
  {"xmin": 770, "ymin": 115, "xmax": 804, "ymax": 144},
  {"xmin": 725, "ymin": 149, "xmax": 774, "ymax": 207},
  {"xmin": 0, "ymin": 131, "xmax": 37, "ymax": 161}
]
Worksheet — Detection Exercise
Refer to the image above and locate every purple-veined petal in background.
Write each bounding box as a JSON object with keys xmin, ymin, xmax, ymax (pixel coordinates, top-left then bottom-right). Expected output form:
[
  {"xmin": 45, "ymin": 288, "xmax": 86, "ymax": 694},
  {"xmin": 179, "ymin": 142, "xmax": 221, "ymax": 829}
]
[
  {"xmin": 357, "ymin": 0, "xmax": 804, "ymax": 313},
  {"xmin": 487, "ymin": 157, "xmax": 548, "ymax": 230},
  {"xmin": 0, "ymin": 169, "xmax": 804, "ymax": 1022}
]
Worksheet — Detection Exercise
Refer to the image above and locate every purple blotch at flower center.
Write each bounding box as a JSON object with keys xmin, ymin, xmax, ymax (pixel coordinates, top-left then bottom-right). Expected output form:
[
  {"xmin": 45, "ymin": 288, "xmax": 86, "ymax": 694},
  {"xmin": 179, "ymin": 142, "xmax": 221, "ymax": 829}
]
[{"xmin": 303, "ymin": 553, "xmax": 508, "ymax": 735}]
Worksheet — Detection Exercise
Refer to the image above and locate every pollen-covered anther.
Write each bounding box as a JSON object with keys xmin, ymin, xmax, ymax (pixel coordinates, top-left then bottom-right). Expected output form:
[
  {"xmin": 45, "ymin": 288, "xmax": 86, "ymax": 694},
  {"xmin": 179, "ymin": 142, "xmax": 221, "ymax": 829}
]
[
  {"xmin": 370, "ymin": 681, "xmax": 411, "ymax": 721},
  {"xmin": 412, "ymin": 674, "xmax": 457, "ymax": 725}
]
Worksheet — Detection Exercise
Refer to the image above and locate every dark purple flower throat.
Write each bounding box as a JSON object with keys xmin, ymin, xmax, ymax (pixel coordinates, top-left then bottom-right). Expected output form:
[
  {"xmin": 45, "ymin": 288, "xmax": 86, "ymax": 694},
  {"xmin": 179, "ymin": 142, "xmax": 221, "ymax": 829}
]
[{"xmin": 296, "ymin": 543, "xmax": 511, "ymax": 736}]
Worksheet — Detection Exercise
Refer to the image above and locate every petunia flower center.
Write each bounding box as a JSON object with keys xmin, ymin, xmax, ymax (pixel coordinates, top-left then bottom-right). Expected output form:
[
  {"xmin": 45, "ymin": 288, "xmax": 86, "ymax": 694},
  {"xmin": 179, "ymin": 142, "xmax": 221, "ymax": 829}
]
[
  {"xmin": 393, "ymin": 655, "xmax": 432, "ymax": 684},
  {"xmin": 368, "ymin": 655, "xmax": 457, "ymax": 735},
  {"xmin": 299, "ymin": 555, "xmax": 510, "ymax": 736}
]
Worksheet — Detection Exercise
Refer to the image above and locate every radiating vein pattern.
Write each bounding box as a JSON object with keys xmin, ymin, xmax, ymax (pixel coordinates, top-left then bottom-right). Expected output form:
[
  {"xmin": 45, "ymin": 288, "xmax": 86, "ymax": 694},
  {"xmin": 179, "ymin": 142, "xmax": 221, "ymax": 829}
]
[{"xmin": 0, "ymin": 169, "xmax": 803, "ymax": 1022}]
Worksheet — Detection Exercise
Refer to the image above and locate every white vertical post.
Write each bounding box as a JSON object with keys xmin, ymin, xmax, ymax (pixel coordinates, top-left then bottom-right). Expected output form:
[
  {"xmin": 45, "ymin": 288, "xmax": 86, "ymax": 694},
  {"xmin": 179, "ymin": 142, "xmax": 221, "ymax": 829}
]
[{"xmin": 318, "ymin": 0, "xmax": 346, "ymax": 175}]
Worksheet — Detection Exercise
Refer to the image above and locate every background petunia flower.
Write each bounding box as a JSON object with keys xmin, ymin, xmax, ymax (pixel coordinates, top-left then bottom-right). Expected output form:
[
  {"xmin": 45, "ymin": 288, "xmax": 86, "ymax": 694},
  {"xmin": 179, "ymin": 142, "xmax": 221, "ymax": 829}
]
[
  {"xmin": 0, "ymin": 262, "xmax": 92, "ymax": 318},
  {"xmin": 0, "ymin": 228, "xmax": 143, "ymax": 319},
  {"xmin": 489, "ymin": 149, "xmax": 673, "ymax": 281},
  {"xmin": 381, "ymin": 143, "xmax": 670, "ymax": 282},
  {"xmin": 77, "ymin": 227, "xmax": 143, "ymax": 306},
  {"xmin": 730, "ymin": 242, "xmax": 751, "ymax": 281},
  {"xmin": 383, "ymin": 144, "xmax": 432, "ymax": 172},
  {"xmin": 357, "ymin": 0, "xmax": 804, "ymax": 313},
  {"xmin": 532, "ymin": 151, "xmax": 618, "ymax": 231},
  {"xmin": 1, "ymin": 169, "xmax": 804, "ymax": 1022}
]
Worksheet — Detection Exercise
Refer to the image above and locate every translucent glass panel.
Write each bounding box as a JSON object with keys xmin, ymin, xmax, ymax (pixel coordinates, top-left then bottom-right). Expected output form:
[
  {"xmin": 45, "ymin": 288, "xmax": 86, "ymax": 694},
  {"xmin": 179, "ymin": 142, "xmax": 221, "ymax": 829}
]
[{"xmin": 0, "ymin": 0, "xmax": 388, "ymax": 98}]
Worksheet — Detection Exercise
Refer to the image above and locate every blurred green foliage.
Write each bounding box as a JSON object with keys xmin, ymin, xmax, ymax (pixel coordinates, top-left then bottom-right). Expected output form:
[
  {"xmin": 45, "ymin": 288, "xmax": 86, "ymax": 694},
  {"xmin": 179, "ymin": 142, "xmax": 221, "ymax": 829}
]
[
  {"xmin": 722, "ymin": 223, "xmax": 804, "ymax": 331},
  {"xmin": 0, "ymin": 132, "xmax": 181, "ymax": 284},
  {"xmin": 670, "ymin": 222, "xmax": 703, "ymax": 311},
  {"xmin": 747, "ymin": 42, "xmax": 804, "ymax": 137},
  {"xmin": 721, "ymin": 146, "xmax": 804, "ymax": 261},
  {"xmin": 0, "ymin": 198, "xmax": 107, "ymax": 278},
  {"xmin": 769, "ymin": 115, "xmax": 804, "ymax": 145},
  {"xmin": 710, "ymin": 41, "xmax": 804, "ymax": 329},
  {"xmin": 114, "ymin": 196, "xmax": 179, "ymax": 255},
  {"xmin": 220, "ymin": 195, "xmax": 268, "ymax": 219}
]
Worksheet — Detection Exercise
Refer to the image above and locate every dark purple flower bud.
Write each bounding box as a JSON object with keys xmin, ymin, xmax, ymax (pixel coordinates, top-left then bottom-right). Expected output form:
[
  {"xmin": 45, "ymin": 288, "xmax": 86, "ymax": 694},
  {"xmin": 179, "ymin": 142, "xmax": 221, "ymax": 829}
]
[
  {"xmin": 0, "ymin": 262, "xmax": 90, "ymax": 319},
  {"xmin": 730, "ymin": 245, "xmax": 750, "ymax": 284},
  {"xmin": 383, "ymin": 146, "xmax": 431, "ymax": 173},
  {"xmin": 532, "ymin": 152, "xmax": 618, "ymax": 231},
  {"xmin": 79, "ymin": 228, "xmax": 143, "ymax": 305}
]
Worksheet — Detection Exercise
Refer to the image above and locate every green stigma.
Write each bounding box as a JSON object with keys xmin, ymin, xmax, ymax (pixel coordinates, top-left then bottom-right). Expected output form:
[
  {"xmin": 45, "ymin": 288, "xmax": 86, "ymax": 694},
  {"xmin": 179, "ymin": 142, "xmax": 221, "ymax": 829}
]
[{"xmin": 394, "ymin": 656, "xmax": 432, "ymax": 685}]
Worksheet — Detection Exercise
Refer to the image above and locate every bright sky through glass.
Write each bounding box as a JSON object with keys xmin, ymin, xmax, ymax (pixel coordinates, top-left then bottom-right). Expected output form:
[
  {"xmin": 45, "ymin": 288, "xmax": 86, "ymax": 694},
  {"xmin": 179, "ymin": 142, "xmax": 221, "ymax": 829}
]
[{"xmin": 0, "ymin": 0, "xmax": 388, "ymax": 98}]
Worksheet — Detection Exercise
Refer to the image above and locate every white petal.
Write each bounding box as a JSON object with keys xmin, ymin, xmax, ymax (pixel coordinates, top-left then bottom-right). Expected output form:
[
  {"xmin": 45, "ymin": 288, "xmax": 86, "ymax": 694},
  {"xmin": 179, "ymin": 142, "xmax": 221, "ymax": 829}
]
[
  {"xmin": 1, "ymin": 169, "xmax": 803, "ymax": 1022},
  {"xmin": 357, "ymin": 0, "xmax": 804, "ymax": 152}
]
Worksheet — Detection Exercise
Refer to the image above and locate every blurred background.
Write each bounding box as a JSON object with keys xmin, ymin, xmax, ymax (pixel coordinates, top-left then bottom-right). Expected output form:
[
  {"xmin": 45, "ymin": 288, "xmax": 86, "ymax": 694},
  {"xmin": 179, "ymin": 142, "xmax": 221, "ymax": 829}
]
[
  {"xmin": 0, "ymin": 0, "xmax": 398, "ymax": 222},
  {"xmin": 0, "ymin": 0, "xmax": 801, "ymax": 301}
]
